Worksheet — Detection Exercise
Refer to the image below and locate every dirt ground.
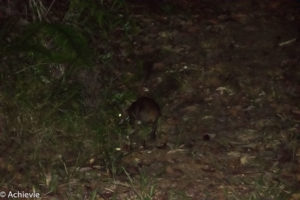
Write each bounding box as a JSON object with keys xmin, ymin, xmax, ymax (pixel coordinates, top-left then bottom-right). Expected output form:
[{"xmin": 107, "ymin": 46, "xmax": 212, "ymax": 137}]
[
  {"xmin": 99, "ymin": 0, "xmax": 300, "ymax": 199},
  {"xmin": 1, "ymin": 0, "xmax": 300, "ymax": 199}
]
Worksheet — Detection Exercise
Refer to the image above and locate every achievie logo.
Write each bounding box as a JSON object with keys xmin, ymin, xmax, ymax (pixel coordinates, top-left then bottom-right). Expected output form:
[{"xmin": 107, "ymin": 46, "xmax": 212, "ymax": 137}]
[
  {"xmin": 0, "ymin": 191, "xmax": 6, "ymax": 198},
  {"xmin": 0, "ymin": 191, "xmax": 40, "ymax": 199}
]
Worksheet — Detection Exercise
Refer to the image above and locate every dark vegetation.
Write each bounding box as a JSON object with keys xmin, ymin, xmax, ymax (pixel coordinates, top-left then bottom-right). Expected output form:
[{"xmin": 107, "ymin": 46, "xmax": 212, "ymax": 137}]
[
  {"xmin": 0, "ymin": 0, "xmax": 300, "ymax": 199},
  {"xmin": 1, "ymin": 0, "xmax": 136, "ymax": 196}
]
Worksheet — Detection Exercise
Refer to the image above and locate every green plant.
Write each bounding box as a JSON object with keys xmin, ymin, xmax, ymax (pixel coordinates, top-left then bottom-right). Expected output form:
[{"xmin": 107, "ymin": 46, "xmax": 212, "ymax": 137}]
[
  {"xmin": 5, "ymin": 22, "xmax": 92, "ymax": 67},
  {"xmin": 0, "ymin": 0, "xmax": 137, "ymax": 196},
  {"xmin": 123, "ymin": 168, "xmax": 156, "ymax": 200},
  {"xmin": 226, "ymin": 175, "xmax": 290, "ymax": 200},
  {"xmin": 66, "ymin": 0, "xmax": 129, "ymax": 38}
]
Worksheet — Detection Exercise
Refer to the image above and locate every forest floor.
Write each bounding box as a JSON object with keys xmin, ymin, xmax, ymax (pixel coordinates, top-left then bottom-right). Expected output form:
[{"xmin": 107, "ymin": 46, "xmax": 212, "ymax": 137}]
[
  {"xmin": 0, "ymin": 0, "xmax": 300, "ymax": 199},
  {"xmin": 106, "ymin": 1, "xmax": 300, "ymax": 199}
]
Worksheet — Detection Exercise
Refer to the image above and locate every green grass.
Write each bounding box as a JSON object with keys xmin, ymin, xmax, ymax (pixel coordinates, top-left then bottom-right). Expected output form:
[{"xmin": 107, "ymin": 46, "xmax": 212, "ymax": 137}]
[
  {"xmin": 123, "ymin": 168, "xmax": 156, "ymax": 200},
  {"xmin": 226, "ymin": 175, "xmax": 290, "ymax": 200},
  {"xmin": 0, "ymin": 0, "xmax": 141, "ymax": 197}
]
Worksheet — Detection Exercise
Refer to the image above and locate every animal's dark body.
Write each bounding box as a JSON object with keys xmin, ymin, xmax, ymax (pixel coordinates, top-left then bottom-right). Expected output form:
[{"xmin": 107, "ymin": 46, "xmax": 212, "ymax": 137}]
[{"xmin": 127, "ymin": 97, "xmax": 161, "ymax": 140}]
